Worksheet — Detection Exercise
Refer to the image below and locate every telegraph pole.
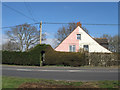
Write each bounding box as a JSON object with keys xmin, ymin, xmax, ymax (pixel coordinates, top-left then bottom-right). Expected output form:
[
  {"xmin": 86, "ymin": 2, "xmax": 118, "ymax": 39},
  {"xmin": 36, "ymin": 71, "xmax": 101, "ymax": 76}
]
[
  {"xmin": 40, "ymin": 21, "xmax": 42, "ymax": 67},
  {"xmin": 40, "ymin": 21, "xmax": 42, "ymax": 44}
]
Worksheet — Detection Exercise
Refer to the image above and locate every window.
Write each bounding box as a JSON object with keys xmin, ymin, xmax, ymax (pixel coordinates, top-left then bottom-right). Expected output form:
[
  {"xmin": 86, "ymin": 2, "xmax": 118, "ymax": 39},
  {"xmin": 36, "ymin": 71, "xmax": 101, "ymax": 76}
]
[
  {"xmin": 69, "ymin": 45, "xmax": 76, "ymax": 52},
  {"xmin": 77, "ymin": 34, "xmax": 81, "ymax": 40},
  {"xmin": 83, "ymin": 45, "xmax": 89, "ymax": 51},
  {"xmin": 69, "ymin": 45, "xmax": 72, "ymax": 52}
]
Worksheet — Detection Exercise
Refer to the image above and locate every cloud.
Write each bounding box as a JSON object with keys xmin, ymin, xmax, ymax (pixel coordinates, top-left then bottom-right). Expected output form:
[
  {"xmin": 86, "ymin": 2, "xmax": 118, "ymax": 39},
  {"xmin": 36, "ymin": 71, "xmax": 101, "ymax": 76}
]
[
  {"xmin": 44, "ymin": 32, "xmax": 55, "ymax": 38},
  {"xmin": 42, "ymin": 38, "xmax": 59, "ymax": 48},
  {"xmin": 44, "ymin": 32, "xmax": 50, "ymax": 36},
  {"xmin": 42, "ymin": 32, "xmax": 59, "ymax": 48},
  {"xmin": 2, "ymin": 34, "xmax": 9, "ymax": 44},
  {"xmin": 0, "ymin": 33, "xmax": 9, "ymax": 50},
  {"xmin": 0, "ymin": 32, "xmax": 2, "ymax": 44}
]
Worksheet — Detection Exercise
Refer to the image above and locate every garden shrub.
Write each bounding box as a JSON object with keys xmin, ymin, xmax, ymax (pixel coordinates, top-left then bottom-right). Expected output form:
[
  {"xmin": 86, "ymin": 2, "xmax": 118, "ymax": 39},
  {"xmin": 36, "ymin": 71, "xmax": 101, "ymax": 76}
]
[
  {"xmin": 2, "ymin": 44, "xmax": 86, "ymax": 67},
  {"xmin": 45, "ymin": 46, "xmax": 86, "ymax": 67},
  {"xmin": 88, "ymin": 53, "xmax": 119, "ymax": 66},
  {"xmin": 2, "ymin": 44, "xmax": 48, "ymax": 66},
  {"xmin": 2, "ymin": 44, "xmax": 119, "ymax": 67}
]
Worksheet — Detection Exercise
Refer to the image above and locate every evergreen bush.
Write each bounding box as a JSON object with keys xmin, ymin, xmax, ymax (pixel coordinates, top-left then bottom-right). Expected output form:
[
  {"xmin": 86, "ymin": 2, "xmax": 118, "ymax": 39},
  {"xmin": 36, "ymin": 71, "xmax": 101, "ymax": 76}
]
[{"xmin": 2, "ymin": 44, "xmax": 86, "ymax": 67}]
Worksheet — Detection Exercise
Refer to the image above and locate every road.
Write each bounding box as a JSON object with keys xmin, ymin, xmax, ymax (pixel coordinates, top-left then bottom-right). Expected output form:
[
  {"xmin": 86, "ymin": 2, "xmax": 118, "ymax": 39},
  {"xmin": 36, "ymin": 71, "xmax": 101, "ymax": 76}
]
[{"xmin": 2, "ymin": 65, "xmax": 119, "ymax": 81}]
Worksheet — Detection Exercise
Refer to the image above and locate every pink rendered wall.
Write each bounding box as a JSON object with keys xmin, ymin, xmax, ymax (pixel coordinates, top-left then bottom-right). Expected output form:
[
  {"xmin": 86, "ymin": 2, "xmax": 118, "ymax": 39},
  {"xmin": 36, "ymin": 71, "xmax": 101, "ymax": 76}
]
[{"xmin": 55, "ymin": 27, "xmax": 79, "ymax": 52}]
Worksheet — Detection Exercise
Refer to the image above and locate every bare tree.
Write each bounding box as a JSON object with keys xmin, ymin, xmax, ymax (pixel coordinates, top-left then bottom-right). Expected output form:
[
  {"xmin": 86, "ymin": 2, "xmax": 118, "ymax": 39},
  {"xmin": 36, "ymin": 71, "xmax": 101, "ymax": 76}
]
[
  {"xmin": 55, "ymin": 23, "xmax": 76, "ymax": 43},
  {"xmin": 109, "ymin": 35, "xmax": 118, "ymax": 52},
  {"xmin": 101, "ymin": 34, "xmax": 118, "ymax": 52},
  {"xmin": 101, "ymin": 34, "xmax": 111, "ymax": 39},
  {"xmin": 6, "ymin": 23, "xmax": 46, "ymax": 51},
  {"xmin": 2, "ymin": 41, "xmax": 19, "ymax": 51},
  {"xmin": 55, "ymin": 22, "xmax": 89, "ymax": 44}
]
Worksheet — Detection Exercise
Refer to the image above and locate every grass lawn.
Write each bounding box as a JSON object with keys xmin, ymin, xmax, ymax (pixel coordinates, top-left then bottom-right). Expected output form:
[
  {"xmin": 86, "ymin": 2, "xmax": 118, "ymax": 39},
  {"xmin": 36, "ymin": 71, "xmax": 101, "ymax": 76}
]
[
  {"xmin": 2, "ymin": 76, "xmax": 120, "ymax": 89},
  {"xmin": 2, "ymin": 76, "xmax": 83, "ymax": 88}
]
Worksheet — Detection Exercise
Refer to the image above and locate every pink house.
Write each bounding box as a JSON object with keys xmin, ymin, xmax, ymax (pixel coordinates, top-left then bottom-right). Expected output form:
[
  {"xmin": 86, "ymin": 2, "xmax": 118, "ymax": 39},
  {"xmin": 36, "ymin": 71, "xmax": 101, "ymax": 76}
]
[
  {"xmin": 55, "ymin": 26, "xmax": 80, "ymax": 52},
  {"xmin": 55, "ymin": 25, "xmax": 111, "ymax": 53}
]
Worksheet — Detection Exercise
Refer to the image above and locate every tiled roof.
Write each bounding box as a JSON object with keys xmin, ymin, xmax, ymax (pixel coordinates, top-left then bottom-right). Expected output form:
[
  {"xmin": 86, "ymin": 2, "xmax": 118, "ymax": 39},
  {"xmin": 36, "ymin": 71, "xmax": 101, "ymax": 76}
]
[{"xmin": 94, "ymin": 38, "xmax": 108, "ymax": 44}]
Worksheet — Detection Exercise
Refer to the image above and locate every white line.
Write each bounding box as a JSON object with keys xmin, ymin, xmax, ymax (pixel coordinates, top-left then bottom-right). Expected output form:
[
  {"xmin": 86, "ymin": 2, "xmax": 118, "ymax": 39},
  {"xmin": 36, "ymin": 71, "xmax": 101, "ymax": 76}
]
[
  {"xmin": 16, "ymin": 69, "xmax": 118, "ymax": 72},
  {"xmin": 37, "ymin": 70, "xmax": 86, "ymax": 72},
  {"xmin": 3, "ymin": 68, "xmax": 118, "ymax": 72},
  {"xmin": 17, "ymin": 69, "xmax": 33, "ymax": 71}
]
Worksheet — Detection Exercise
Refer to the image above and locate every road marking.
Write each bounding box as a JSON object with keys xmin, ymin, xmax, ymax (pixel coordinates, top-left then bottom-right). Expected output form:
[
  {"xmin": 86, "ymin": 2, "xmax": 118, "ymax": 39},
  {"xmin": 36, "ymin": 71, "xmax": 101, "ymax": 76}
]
[
  {"xmin": 2, "ymin": 68, "xmax": 118, "ymax": 72},
  {"xmin": 37, "ymin": 70, "xmax": 86, "ymax": 72},
  {"xmin": 17, "ymin": 69, "xmax": 33, "ymax": 71},
  {"xmin": 16, "ymin": 69, "xmax": 85, "ymax": 72},
  {"xmin": 15, "ymin": 69, "xmax": 118, "ymax": 72}
]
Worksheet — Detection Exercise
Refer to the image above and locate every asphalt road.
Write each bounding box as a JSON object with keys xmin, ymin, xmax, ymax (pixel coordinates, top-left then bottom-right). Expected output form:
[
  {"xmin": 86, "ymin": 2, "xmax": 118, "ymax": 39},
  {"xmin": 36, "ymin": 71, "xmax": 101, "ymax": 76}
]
[{"xmin": 2, "ymin": 65, "xmax": 119, "ymax": 81}]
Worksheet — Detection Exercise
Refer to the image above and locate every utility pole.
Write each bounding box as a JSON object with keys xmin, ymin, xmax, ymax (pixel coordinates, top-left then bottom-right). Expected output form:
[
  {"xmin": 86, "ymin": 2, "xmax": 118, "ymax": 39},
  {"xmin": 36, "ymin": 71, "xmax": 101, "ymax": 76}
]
[
  {"xmin": 40, "ymin": 21, "xmax": 42, "ymax": 67},
  {"xmin": 40, "ymin": 21, "xmax": 42, "ymax": 44}
]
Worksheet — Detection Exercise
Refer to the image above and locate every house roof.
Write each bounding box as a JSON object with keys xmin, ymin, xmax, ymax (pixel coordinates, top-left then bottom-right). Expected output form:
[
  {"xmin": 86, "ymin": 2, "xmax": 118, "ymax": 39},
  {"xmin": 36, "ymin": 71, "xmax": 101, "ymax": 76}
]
[
  {"xmin": 54, "ymin": 26, "xmax": 99, "ymax": 49},
  {"xmin": 55, "ymin": 26, "xmax": 110, "ymax": 52},
  {"xmin": 94, "ymin": 38, "xmax": 108, "ymax": 44}
]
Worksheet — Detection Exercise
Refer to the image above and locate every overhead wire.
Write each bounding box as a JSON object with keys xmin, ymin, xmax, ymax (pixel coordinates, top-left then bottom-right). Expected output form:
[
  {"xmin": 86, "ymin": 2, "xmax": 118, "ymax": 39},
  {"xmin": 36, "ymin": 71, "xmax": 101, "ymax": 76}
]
[
  {"xmin": 1, "ymin": 22, "xmax": 39, "ymax": 29},
  {"xmin": 2, "ymin": 4, "xmax": 119, "ymax": 29},
  {"xmin": 24, "ymin": 0, "xmax": 37, "ymax": 22},
  {"xmin": 3, "ymin": 3, "xmax": 36, "ymax": 22},
  {"xmin": 42, "ymin": 22, "xmax": 119, "ymax": 26},
  {"xmin": 27, "ymin": 2, "xmax": 40, "ymax": 22},
  {"xmin": 1, "ymin": 21, "xmax": 119, "ymax": 29}
]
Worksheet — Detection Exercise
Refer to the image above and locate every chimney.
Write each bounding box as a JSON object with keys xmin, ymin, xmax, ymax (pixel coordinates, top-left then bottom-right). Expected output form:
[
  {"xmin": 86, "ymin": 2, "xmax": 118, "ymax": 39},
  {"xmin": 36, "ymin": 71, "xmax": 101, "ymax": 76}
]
[{"xmin": 77, "ymin": 22, "xmax": 82, "ymax": 28}]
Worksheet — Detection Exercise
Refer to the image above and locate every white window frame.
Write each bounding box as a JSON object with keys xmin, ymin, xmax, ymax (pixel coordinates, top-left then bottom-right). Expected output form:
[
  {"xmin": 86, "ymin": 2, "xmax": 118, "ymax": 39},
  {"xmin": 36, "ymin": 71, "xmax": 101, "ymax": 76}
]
[
  {"xmin": 69, "ymin": 45, "xmax": 76, "ymax": 52},
  {"xmin": 83, "ymin": 45, "xmax": 89, "ymax": 51},
  {"xmin": 77, "ymin": 34, "xmax": 81, "ymax": 40}
]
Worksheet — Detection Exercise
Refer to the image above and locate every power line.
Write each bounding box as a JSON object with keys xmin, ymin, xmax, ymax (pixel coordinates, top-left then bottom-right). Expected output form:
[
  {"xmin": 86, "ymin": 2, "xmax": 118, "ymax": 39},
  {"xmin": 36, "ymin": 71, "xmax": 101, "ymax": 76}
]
[
  {"xmin": 1, "ymin": 22, "xmax": 119, "ymax": 29},
  {"xmin": 24, "ymin": 1, "xmax": 37, "ymax": 22},
  {"xmin": 42, "ymin": 22, "xmax": 119, "ymax": 26},
  {"xmin": 3, "ymin": 3, "xmax": 35, "ymax": 22},
  {"xmin": 1, "ymin": 22, "xmax": 39, "ymax": 29},
  {"xmin": 42, "ymin": 22, "xmax": 69, "ymax": 24},
  {"xmin": 2, "ymin": 4, "xmax": 119, "ymax": 29},
  {"xmin": 27, "ymin": 2, "xmax": 40, "ymax": 22},
  {"xmin": 81, "ymin": 23, "xmax": 119, "ymax": 26}
]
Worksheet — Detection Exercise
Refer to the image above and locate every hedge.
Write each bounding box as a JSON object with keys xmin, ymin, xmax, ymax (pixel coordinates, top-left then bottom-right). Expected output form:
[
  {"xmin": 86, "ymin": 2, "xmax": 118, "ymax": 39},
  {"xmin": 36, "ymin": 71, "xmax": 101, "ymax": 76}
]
[
  {"xmin": 44, "ymin": 46, "xmax": 87, "ymax": 66},
  {"xmin": 88, "ymin": 53, "xmax": 119, "ymax": 66},
  {"xmin": 2, "ymin": 44, "xmax": 48, "ymax": 66},
  {"xmin": 2, "ymin": 44, "xmax": 86, "ymax": 67}
]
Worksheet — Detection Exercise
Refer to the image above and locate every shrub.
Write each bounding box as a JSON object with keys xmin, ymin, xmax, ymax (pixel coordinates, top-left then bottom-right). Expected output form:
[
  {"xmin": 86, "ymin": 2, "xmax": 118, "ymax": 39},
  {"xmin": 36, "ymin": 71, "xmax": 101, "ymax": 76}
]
[
  {"xmin": 45, "ymin": 46, "xmax": 86, "ymax": 67},
  {"xmin": 2, "ymin": 44, "xmax": 48, "ymax": 66},
  {"xmin": 2, "ymin": 44, "xmax": 86, "ymax": 67},
  {"xmin": 88, "ymin": 53, "xmax": 118, "ymax": 66}
]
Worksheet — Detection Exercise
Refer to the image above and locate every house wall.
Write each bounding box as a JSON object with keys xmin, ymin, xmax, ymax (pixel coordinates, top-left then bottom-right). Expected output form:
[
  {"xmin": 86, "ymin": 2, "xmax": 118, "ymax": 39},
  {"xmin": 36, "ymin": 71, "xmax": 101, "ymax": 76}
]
[
  {"xmin": 78, "ymin": 27, "xmax": 111, "ymax": 53},
  {"xmin": 55, "ymin": 26, "xmax": 112, "ymax": 53},
  {"xmin": 55, "ymin": 27, "xmax": 80, "ymax": 52}
]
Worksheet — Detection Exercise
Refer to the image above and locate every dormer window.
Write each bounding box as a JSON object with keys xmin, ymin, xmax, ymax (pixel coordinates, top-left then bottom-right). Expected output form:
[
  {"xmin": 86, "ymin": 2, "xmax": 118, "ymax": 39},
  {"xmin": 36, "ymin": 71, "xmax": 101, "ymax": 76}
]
[{"xmin": 77, "ymin": 34, "xmax": 81, "ymax": 40}]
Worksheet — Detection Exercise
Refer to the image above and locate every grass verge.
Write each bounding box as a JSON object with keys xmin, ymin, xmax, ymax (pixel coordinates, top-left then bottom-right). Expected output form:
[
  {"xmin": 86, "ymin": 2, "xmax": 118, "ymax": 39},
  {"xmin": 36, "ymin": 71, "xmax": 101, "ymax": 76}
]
[
  {"xmin": 2, "ymin": 76, "xmax": 83, "ymax": 88},
  {"xmin": 2, "ymin": 76, "xmax": 120, "ymax": 89}
]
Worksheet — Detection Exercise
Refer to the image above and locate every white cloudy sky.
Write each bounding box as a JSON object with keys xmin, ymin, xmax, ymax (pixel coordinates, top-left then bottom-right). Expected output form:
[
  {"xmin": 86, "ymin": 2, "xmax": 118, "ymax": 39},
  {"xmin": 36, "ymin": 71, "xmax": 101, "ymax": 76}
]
[
  {"xmin": 42, "ymin": 32, "xmax": 59, "ymax": 48},
  {"xmin": 1, "ymin": 31, "xmax": 59, "ymax": 49},
  {"xmin": 0, "ymin": 32, "xmax": 2, "ymax": 50}
]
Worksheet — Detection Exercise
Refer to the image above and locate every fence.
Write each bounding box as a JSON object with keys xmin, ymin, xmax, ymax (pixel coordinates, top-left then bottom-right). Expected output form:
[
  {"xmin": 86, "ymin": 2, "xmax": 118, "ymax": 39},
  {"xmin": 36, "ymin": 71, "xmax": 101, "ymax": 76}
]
[{"xmin": 86, "ymin": 53, "xmax": 119, "ymax": 66}]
